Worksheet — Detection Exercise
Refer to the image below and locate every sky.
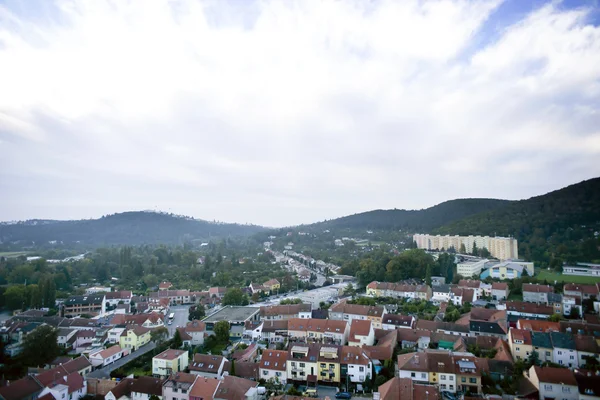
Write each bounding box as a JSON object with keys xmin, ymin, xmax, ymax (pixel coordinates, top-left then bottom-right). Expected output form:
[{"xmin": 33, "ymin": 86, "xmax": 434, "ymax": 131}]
[{"xmin": 1, "ymin": 0, "xmax": 599, "ymax": 227}]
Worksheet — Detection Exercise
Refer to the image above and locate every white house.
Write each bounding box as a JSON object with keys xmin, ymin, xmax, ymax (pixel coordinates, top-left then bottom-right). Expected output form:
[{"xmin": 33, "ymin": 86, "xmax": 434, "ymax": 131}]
[
  {"xmin": 550, "ymin": 332, "xmax": 578, "ymax": 369},
  {"xmin": 525, "ymin": 366, "xmax": 578, "ymax": 400},
  {"xmin": 38, "ymin": 372, "xmax": 87, "ymax": 400},
  {"xmin": 341, "ymin": 347, "xmax": 372, "ymax": 383},
  {"xmin": 259, "ymin": 350, "xmax": 288, "ymax": 385},
  {"xmin": 348, "ymin": 320, "xmax": 375, "ymax": 347},
  {"xmin": 89, "ymin": 345, "xmax": 125, "ymax": 368},
  {"xmin": 108, "ymin": 326, "xmax": 127, "ymax": 344}
]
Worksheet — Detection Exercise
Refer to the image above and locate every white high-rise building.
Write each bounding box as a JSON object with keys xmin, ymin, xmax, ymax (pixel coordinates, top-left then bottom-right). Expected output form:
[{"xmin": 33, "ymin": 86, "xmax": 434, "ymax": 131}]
[{"xmin": 413, "ymin": 234, "xmax": 518, "ymax": 260}]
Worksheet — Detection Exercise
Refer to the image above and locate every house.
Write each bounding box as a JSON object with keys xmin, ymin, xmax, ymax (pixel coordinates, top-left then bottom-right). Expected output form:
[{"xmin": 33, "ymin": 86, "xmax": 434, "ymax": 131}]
[
  {"xmin": 163, "ymin": 373, "xmax": 197, "ymax": 400},
  {"xmin": 119, "ymin": 325, "xmax": 151, "ymax": 351},
  {"xmin": 249, "ymin": 283, "xmax": 268, "ymax": 295},
  {"xmin": 491, "ymin": 283, "xmax": 509, "ymax": 301},
  {"xmin": 286, "ymin": 344, "xmax": 320, "ymax": 384},
  {"xmin": 129, "ymin": 376, "xmax": 164, "ymax": 400},
  {"xmin": 381, "ymin": 314, "xmax": 415, "ymax": 330},
  {"xmin": 375, "ymin": 377, "xmax": 440, "ymax": 400},
  {"xmin": 531, "ymin": 332, "xmax": 555, "ymax": 363},
  {"xmin": 208, "ymin": 287, "xmax": 227, "ymax": 299},
  {"xmin": 38, "ymin": 372, "xmax": 87, "ymax": 400},
  {"xmin": 287, "ymin": 318, "xmax": 349, "ymax": 345},
  {"xmin": 232, "ymin": 361, "xmax": 259, "ymax": 382},
  {"xmin": 159, "ymin": 281, "xmax": 173, "ymax": 290},
  {"xmin": 340, "ymin": 346, "xmax": 372, "ymax": 384},
  {"xmin": 259, "ymin": 320, "xmax": 289, "ymax": 343},
  {"xmin": 431, "ymin": 285, "xmax": 453, "ymax": 304},
  {"xmin": 524, "ymin": 366, "xmax": 578, "ymax": 400},
  {"xmin": 550, "ymin": 332, "xmax": 577, "ymax": 368},
  {"xmin": 259, "ymin": 350, "xmax": 288, "ymax": 385},
  {"xmin": 522, "ymin": 284, "xmax": 553, "ymax": 305},
  {"xmin": 89, "ymin": 345, "xmax": 125, "ymax": 368},
  {"xmin": 366, "ymin": 282, "xmax": 432, "ymax": 301},
  {"xmin": 110, "ymin": 313, "xmax": 165, "ymax": 329},
  {"xmin": 212, "ymin": 375, "xmax": 259, "ymax": 400},
  {"xmin": 260, "ymin": 304, "xmax": 312, "ymax": 320},
  {"xmin": 574, "ymin": 335, "xmax": 600, "ymax": 368},
  {"xmin": 203, "ymin": 306, "xmax": 260, "ymax": 340},
  {"xmin": 189, "ymin": 376, "xmax": 220, "ymax": 400},
  {"xmin": 108, "ymin": 325, "xmax": 127, "ymax": 344},
  {"xmin": 149, "ymin": 290, "xmax": 192, "ymax": 305},
  {"xmin": 317, "ymin": 345, "xmax": 341, "ymax": 385},
  {"xmin": 179, "ymin": 320, "xmax": 206, "ymax": 346},
  {"xmin": 105, "ymin": 291, "xmax": 133, "ymax": 308},
  {"xmin": 508, "ymin": 328, "xmax": 533, "ymax": 361},
  {"xmin": 0, "ymin": 376, "xmax": 44, "ymax": 400},
  {"xmin": 517, "ymin": 319, "xmax": 560, "ymax": 332},
  {"xmin": 63, "ymin": 295, "xmax": 106, "ymax": 317},
  {"xmin": 415, "ymin": 320, "xmax": 470, "ymax": 337},
  {"xmin": 152, "ymin": 349, "xmax": 189, "ymax": 377},
  {"xmin": 348, "ymin": 319, "xmax": 375, "ymax": 347},
  {"xmin": 329, "ymin": 301, "xmax": 386, "ymax": 329},
  {"xmin": 85, "ymin": 286, "xmax": 112, "ymax": 295},
  {"xmin": 73, "ymin": 330, "xmax": 95, "ymax": 352},
  {"xmin": 563, "ymin": 283, "xmax": 600, "ymax": 300},
  {"xmin": 574, "ymin": 369, "xmax": 600, "ymax": 400},
  {"xmin": 468, "ymin": 309, "xmax": 508, "ymax": 338},
  {"xmin": 57, "ymin": 328, "xmax": 78, "ymax": 349},
  {"xmin": 457, "ymin": 280, "xmax": 490, "ymax": 297},
  {"xmin": 231, "ymin": 343, "xmax": 259, "ymax": 363},
  {"xmin": 263, "ymin": 279, "xmax": 281, "ymax": 293},
  {"xmin": 189, "ymin": 354, "xmax": 229, "ymax": 378},
  {"xmin": 105, "ymin": 378, "xmax": 134, "ymax": 400},
  {"xmin": 450, "ymin": 287, "xmax": 475, "ymax": 306},
  {"xmin": 506, "ymin": 302, "xmax": 553, "ymax": 321}
]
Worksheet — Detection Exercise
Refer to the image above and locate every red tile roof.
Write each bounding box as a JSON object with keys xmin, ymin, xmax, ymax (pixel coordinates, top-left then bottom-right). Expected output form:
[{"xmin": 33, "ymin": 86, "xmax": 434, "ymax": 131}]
[
  {"xmin": 349, "ymin": 319, "xmax": 372, "ymax": 342},
  {"xmin": 259, "ymin": 350, "xmax": 288, "ymax": 371}
]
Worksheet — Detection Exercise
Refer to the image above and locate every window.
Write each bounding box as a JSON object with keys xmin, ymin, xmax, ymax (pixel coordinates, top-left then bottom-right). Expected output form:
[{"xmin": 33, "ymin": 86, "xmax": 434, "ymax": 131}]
[
  {"xmin": 263, "ymin": 371, "xmax": 268, "ymax": 376},
  {"xmin": 546, "ymin": 351, "xmax": 551, "ymax": 357},
  {"xmin": 516, "ymin": 347, "xmax": 520, "ymax": 351},
  {"xmin": 570, "ymin": 356, "xmax": 574, "ymax": 360},
  {"xmin": 276, "ymin": 372, "xmax": 281, "ymax": 377},
  {"xmin": 562, "ymin": 387, "xmax": 571, "ymax": 393},
  {"xmin": 469, "ymin": 378, "xmax": 476, "ymax": 384},
  {"xmin": 558, "ymin": 351, "xmax": 563, "ymax": 355},
  {"xmin": 544, "ymin": 385, "xmax": 553, "ymax": 391},
  {"xmin": 411, "ymin": 373, "xmax": 416, "ymax": 378},
  {"xmin": 321, "ymin": 363, "xmax": 326, "ymax": 368},
  {"xmin": 264, "ymin": 362, "xmax": 270, "ymax": 366},
  {"xmin": 359, "ymin": 367, "xmax": 364, "ymax": 372},
  {"xmin": 450, "ymin": 385, "xmax": 454, "ymax": 390},
  {"xmin": 461, "ymin": 378, "xmax": 466, "ymax": 383},
  {"xmin": 182, "ymin": 390, "xmax": 187, "ymax": 394},
  {"xmin": 449, "ymin": 376, "xmax": 454, "ymax": 381},
  {"xmin": 441, "ymin": 376, "xmax": 446, "ymax": 380},
  {"xmin": 441, "ymin": 384, "xmax": 447, "ymax": 390},
  {"xmin": 421, "ymin": 373, "xmax": 426, "ymax": 379},
  {"xmin": 300, "ymin": 363, "xmax": 305, "ymax": 368},
  {"xmin": 291, "ymin": 362, "xmax": 295, "ymax": 367}
]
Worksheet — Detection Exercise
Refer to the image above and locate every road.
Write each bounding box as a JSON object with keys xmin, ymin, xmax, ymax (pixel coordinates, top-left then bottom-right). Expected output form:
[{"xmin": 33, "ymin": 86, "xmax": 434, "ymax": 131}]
[
  {"xmin": 87, "ymin": 342, "xmax": 157, "ymax": 379},
  {"xmin": 167, "ymin": 305, "xmax": 191, "ymax": 337}
]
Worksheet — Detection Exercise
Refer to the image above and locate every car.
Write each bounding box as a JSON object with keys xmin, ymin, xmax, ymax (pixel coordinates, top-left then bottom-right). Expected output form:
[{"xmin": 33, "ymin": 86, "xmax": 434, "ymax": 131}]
[{"xmin": 335, "ymin": 392, "xmax": 352, "ymax": 399}]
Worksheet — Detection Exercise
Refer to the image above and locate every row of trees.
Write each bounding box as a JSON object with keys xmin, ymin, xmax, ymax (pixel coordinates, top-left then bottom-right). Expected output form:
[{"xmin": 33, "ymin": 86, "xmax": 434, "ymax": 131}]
[{"xmin": 4, "ymin": 275, "xmax": 56, "ymax": 311}]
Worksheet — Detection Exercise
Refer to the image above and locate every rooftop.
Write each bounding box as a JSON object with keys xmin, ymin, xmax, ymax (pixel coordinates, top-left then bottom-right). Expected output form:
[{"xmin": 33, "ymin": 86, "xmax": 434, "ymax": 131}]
[{"xmin": 203, "ymin": 306, "xmax": 260, "ymax": 323}]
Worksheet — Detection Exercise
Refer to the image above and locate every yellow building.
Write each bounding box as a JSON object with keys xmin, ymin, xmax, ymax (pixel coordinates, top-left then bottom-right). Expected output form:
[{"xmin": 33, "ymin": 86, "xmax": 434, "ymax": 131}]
[
  {"xmin": 119, "ymin": 325, "xmax": 151, "ymax": 351},
  {"xmin": 318, "ymin": 346, "xmax": 341, "ymax": 384},
  {"xmin": 152, "ymin": 349, "xmax": 189, "ymax": 378},
  {"xmin": 508, "ymin": 329, "xmax": 534, "ymax": 362},
  {"xmin": 287, "ymin": 344, "xmax": 319, "ymax": 384},
  {"xmin": 264, "ymin": 279, "xmax": 281, "ymax": 292}
]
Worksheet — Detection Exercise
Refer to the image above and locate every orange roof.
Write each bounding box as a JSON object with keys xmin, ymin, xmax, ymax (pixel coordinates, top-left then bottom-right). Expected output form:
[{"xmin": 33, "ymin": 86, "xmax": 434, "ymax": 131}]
[
  {"xmin": 189, "ymin": 376, "xmax": 219, "ymax": 399},
  {"xmin": 349, "ymin": 319, "xmax": 372, "ymax": 342},
  {"xmin": 259, "ymin": 350, "xmax": 288, "ymax": 371},
  {"xmin": 154, "ymin": 349, "xmax": 186, "ymax": 360},
  {"xmin": 517, "ymin": 319, "xmax": 560, "ymax": 332}
]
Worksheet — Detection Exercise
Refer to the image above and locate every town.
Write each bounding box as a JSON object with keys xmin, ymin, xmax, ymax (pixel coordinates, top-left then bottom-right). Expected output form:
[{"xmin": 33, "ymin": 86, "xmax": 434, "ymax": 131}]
[{"xmin": 1, "ymin": 233, "xmax": 600, "ymax": 400}]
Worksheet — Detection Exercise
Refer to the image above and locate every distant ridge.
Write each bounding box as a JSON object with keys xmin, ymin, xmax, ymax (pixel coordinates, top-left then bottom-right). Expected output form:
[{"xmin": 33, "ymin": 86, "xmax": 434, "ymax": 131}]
[{"xmin": 0, "ymin": 211, "xmax": 266, "ymax": 246}]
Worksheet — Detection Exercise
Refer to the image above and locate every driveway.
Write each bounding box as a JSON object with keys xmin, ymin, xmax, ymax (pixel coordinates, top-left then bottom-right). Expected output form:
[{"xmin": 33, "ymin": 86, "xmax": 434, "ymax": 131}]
[
  {"xmin": 167, "ymin": 305, "xmax": 191, "ymax": 337},
  {"xmin": 87, "ymin": 342, "xmax": 157, "ymax": 379}
]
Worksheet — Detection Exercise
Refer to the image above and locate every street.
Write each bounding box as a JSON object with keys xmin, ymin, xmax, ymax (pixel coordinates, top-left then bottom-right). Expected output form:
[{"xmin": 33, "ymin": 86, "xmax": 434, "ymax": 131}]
[
  {"xmin": 167, "ymin": 304, "xmax": 191, "ymax": 337},
  {"xmin": 87, "ymin": 342, "xmax": 157, "ymax": 379}
]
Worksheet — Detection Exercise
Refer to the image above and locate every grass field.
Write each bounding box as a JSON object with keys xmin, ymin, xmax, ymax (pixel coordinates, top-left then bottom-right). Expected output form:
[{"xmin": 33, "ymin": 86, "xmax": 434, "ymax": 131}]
[{"xmin": 535, "ymin": 269, "xmax": 600, "ymax": 284}]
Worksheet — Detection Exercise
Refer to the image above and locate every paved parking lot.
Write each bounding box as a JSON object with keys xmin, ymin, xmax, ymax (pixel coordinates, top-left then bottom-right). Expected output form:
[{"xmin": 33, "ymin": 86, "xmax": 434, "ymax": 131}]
[{"xmin": 167, "ymin": 304, "xmax": 191, "ymax": 337}]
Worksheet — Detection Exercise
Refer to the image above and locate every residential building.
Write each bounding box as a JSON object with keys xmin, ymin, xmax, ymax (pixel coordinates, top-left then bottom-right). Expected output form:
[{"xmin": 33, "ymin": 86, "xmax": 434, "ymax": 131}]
[
  {"xmin": 522, "ymin": 284, "xmax": 553, "ymax": 304},
  {"xmin": 263, "ymin": 279, "xmax": 281, "ymax": 293},
  {"xmin": 189, "ymin": 354, "xmax": 229, "ymax": 378},
  {"xmin": 508, "ymin": 328, "xmax": 533, "ymax": 361},
  {"xmin": 105, "ymin": 291, "xmax": 133, "ymax": 308},
  {"xmin": 574, "ymin": 335, "xmax": 600, "ymax": 368},
  {"xmin": 108, "ymin": 325, "xmax": 127, "ymax": 344},
  {"xmin": 129, "ymin": 376, "xmax": 164, "ymax": 400},
  {"xmin": 119, "ymin": 325, "xmax": 151, "ymax": 351},
  {"xmin": 260, "ymin": 304, "xmax": 312, "ymax": 320},
  {"xmin": 286, "ymin": 344, "xmax": 319, "ymax": 384},
  {"xmin": 381, "ymin": 314, "xmax": 415, "ymax": 330},
  {"xmin": 563, "ymin": 283, "xmax": 600, "ymax": 300},
  {"xmin": 159, "ymin": 281, "xmax": 173, "ymax": 290},
  {"xmin": 450, "ymin": 288, "xmax": 475, "ymax": 306},
  {"xmin": 189, "ymin": 376, "xmax": 220, "ymax": 400},
  {"xmin": 348, "ymin": 319, "xmax": 375, "ymax": 347},
  {"xmin": 517, "ymin": 319, "xmax": 560, "ymax": 332},
  {"xmin": 413, "ymin": 234, "xmax": 518, "ymax": 260},
  {"xmin": 85, "ymin": 286, "xmax": 112, "ymax": 295},
  {"xmin": 574, "ymin": 369, "xmax": 600, "ymax": 400},
  {"xmin": 524, "ymin": 366, "xmax": 578, "ymax": 400},
  {"xmin": 110, "ymin": 313, "xmax": 165, "ymax": 329},
  {"xmin": 457, "ymin": 280, "xmax": 489, "ymax": 298},
  {"xmin": 287, "ymin": 318, "xmax": 349, "ymax": 345},
  {"xmin": 366, "ymin": 282, "xmax": 432, "ymax": 301},
  {"xmin": 212, "ymin": 375, "xmax": 259, "ymax": 400},
  {"xmin": 208, "ymin": 287, "xmax": 227, "ymax": 299},
  {"xmin": 259, "ymin": 320, "xmax": 289, "ymax": 343},
  {"xmin": 63, "ymin": 295, "xmax": 106, "ymax": 317},
  {"xmin": 37, "ymin": 372, "xmax": 87, "ymax": 400},
  {"xmin": 57, "ymin": 328, "xmax": 78, "ymax": 349},
  {"xmin": 152, "ymin": 349, "xmax": 189, "ymax": 377},
  {"xmin": 468, "ymin": 309, "xmax": 508, "ymax": 338},
  {"xmin": 375, "ymin": 377, "xmax": 440, "ymax": 400},
  {"xmin": 181, "ymin": 320, "xmax": 206, "ymax": 346},
  {"xmin": 491, "ymin": 283, "xmax": 509, "ymax": 301},
  {"xmin": 149, "ymin": 290, "xmax": 192, "ymax": 305},
  {"xmin": 259, "ymin": 350, "xmax": 288, "ymax": 385},
  {"xmin": 89, "ymin": 345, "xmax": 124, "ymax": 368},
  {"xmin": 415, "ymin": 320, "xmax": 470, "ymax": 337},
  {"xmin": 550, "ymin": 332, "xmax": 577, "ymax": 368},
  {"xmin": 531, "ymin": 332, "xmax": 554, "ymax": 363},
  {"xmin": 506, "ymin": 302, "xmax": 553, "ymax": 320},
  {"xmin": 329, "ymin": 301, "xmax": 386, "ymax": 329},
  {"xmin": 317, "ymin": 346, "xmax": 341, "ymax": 385},
  {"xmin": 432, "ymin": 285, "xmax": 453, "ymax": 304},
  {"xmin": 163, "ymin": 372, "xmax": 197, "ymax": 400},
  {"xmin": 340, "ymin": 346, "xmax": 372, "ymax": 384}
]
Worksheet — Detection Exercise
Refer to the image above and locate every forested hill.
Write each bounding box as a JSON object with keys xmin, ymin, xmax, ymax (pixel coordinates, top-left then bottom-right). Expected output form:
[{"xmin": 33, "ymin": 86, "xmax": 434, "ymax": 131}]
[
  {"xmin": 0, "ymin": 211, "xmax": 266, "ymax": 247},
  {"xmin": 435, "ymin": 178, "xmax": 600, "ymax": 264},
  {"xmin": 309, "ymin": 198, "xmax": 512, "ymax": 232}
]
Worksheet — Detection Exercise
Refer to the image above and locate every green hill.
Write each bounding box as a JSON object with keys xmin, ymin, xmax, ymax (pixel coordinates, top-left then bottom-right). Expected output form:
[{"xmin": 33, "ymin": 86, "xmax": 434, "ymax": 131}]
[
  {"xmin": 0, "ymin": 211, "xmax": 266, "ymax": 247},
  {"xmin": 309, "ymin": 198, "xmax": 512, "ymax": 232},
  {"xmin": 435, "ymin": 178, "xmax": 600, "ymax": 265}
]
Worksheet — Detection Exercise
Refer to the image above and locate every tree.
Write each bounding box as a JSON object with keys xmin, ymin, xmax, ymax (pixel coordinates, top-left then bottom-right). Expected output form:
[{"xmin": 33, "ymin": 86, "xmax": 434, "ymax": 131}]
[
  {"xmin": 569, "ymin": 307, "xmax": 581, "ymax": 320},
  {"xmin": 28, "ymin": 284, "xmax": 42, "ymax": 309},
  {"xmin": 189, "ymin": 305, "xmax": 205, "ymax": 321},
  {"xmin": 471, "ymin": 242, "xmax": 479, "ymax": 256},
  {"xmin": 222, "ymin": 288, "xmax": 249, "ymax": 306},
  {"xmin": 343, "ymin": 283, "xmax": 356, "ymax": 297},
  {"xmin": 21, "ymin": 325, "xmax": 60, "ymax": 366},
  {"xmin": 549, "ymin": 313, "xmax": 562, "ymax": 322},
  {"xmin": 172, "ymin": 329, "xmax": 183, "ymax": 349},
  {"xmin": 230, "ymin": 359, "xmax": 236, "ymax": 376},
  {"xmin": 214, "ymin": 321, "xmax": 230, "ymax": 343},
  {"xmin": 459, "ymin": 243, "xmax": 467, "ymax": 254},
  {"xmin": 4, "ymin": 285, "xmax": 27, "ymax": 310},
  {"xmin": 151, "ymin": 327, "xmax": 169, "ymax": 343}
]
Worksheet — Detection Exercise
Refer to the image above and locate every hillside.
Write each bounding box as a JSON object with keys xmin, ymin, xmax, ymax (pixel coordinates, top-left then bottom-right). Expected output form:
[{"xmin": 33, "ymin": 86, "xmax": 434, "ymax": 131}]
[
  {"xmin": 0, "ymin": 211, "xmax": 266, "ymax": 247},
  {"xmin": 435, "ymin": 178, "xmax": 600, "ymax": 264},
  {"xmin": 310, "ymin": 198, "xmax": 512, "ymax": 232}
]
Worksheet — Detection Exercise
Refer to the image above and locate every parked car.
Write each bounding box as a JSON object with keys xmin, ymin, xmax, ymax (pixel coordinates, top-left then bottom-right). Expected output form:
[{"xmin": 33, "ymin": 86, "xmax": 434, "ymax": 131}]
[{"xmin": 335, "ymin": 392, "xmax": 352, "ymax": 399}]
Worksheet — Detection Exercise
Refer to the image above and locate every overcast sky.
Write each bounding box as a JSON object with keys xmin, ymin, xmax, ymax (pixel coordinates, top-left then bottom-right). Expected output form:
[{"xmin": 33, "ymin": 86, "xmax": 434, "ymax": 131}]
[{"xmin": 1, "ymin": 0, "xmax": 599, "ymax": 227}]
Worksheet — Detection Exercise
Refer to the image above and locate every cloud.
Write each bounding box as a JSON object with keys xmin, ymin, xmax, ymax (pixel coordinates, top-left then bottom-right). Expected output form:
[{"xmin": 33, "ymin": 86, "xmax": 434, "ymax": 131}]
[{"xmin": 1, "ymin": 0, "xmax": 599, "ymax": 226}]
